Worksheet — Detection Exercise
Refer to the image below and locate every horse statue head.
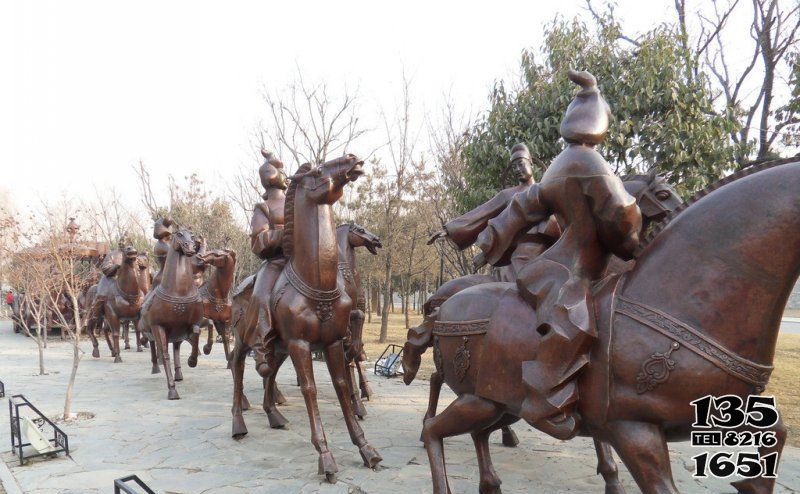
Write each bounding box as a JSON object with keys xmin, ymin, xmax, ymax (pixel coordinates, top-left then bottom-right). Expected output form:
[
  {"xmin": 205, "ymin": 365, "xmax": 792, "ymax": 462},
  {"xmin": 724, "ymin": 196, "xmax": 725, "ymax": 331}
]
[
  {"xmin": 623, "ymin": 172, "xmax": 682, "ymax": 226},
  {"xmin": 289, "ymin": 154, "xmax": 365, "ymax": 205},
  {"xmin": 171, "ymin": 226, "xmax": 197, "ymax": 257},
  {"xmin": 346, "ymin": 222, "xmax": 382, "ymax": 255}
]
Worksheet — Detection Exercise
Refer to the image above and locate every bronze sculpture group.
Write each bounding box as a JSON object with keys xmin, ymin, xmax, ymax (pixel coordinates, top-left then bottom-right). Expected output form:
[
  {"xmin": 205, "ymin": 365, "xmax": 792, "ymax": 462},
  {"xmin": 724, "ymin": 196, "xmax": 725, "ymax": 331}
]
[{"xmin": 55, "ymin": 68, "xmax": 797, "ymax": 493}]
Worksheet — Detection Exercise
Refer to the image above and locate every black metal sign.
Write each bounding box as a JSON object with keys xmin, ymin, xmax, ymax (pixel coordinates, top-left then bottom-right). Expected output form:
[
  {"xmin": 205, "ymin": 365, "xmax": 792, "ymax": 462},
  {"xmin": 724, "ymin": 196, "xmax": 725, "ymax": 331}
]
[
  {"xmin": 114, "ymin": 475, "xmax": 157, "ymax": 494},
  {"xmin": 8, "ymin": 394, "xmax": 70, "ymax": 465}
]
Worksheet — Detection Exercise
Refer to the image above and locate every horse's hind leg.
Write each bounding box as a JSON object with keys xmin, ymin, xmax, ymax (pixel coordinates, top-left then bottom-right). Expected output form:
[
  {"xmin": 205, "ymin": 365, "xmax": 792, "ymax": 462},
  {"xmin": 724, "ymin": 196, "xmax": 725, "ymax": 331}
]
[
  {"xmin": 731, "ymin": 416, "xmax": 787, "ymax": 494},
  {"xmin": 108, "ymin": 313, "xmax": 122, "ymax": 363},
  {"xmin": 421, "ymin": 370, "xmax": 444, "ymax": 442},
  {"xmin": 123, "ymin": 320, "xmax": 131, "ymax": 350},
  {"xmin": 263, "ymin": 354, "xmax": 289, "ymax": 428},
  {"xmin": 472, "ymin": 429, "xmax": 502, "ymax": 494},
  {"xmin": 149, "ymin": 338, "xmax": 159, "ymax": 374},
  {"xmin": 103, "ymin": 321, "xmax": 114, "ymax": 355},
  {"xmin": 349, "ymin": 362, "xmax": 367, "ymax": 419},
  {"xmin": 88, "ymin": 321, "xmax": 101, "ymax": 358},
  {"xmin": 134, "ymin": 318, "xmax": 143, "ymax": 352},
  {"xmin": 203, "ymin": 320, "xmax": 214, "ymax": 355},
  {"xmin": 605, "ymin": 420, "xmax": 677, "ymax": 494},
  {"xmin": 500, "ymin": 426, "xmax": 519, "ymax": 447},
  {"xmin": 422, "ymin": 394, "xmax": 504, "ymax": 494},
  {"xmin": 594, "ymin": 438, "xmax": 625, "ymax": 494},
  {"xmin": 230, "ymin": 337, "xmax": 248, "ymax": 438},
  {"xmin": 172, "ymin": 340, "xmax": 184, "ymax": 381},
  {"xmin": 323, "ymin": 340, "xmax": 382, "ymax": 469},
  {"xmin": 357, "ymin": 360, "xmax": 372, "ymax": 400},
  {"xmin": 289, "ymin": 339, "xmax": 338, "ymax": 482}
]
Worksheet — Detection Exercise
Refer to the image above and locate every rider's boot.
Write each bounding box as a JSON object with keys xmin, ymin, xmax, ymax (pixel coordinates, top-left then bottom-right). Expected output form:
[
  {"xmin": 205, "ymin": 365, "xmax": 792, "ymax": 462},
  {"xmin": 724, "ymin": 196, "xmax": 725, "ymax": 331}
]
[{"xmin": 253, "ymin": 306, "xmax": 277, "ymax": 378}]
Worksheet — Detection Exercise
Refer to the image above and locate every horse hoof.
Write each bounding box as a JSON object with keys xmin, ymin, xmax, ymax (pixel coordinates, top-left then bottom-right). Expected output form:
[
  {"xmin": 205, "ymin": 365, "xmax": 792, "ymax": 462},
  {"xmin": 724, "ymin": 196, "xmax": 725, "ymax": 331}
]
[
  {"xmin": 174, "ymin": 369, "xmax": 183, "ymax": 381},
  {"xmin": 203, "ymin": 344, "xmax": 212, "ymax": 355},
  {"xmin": 605, "ymin": 482, "xmax": 626, "ymax": 494},
  {"xmin": 151, "ymin": 366, "xmax": 160, "ymax": 374},
  {"xmin": 353, "ymin": 401, "xmax": 367, "ymax": 419},
  {"xmin": 226, "ymin": 361, "xmax": 232, "ymax": 370},
  {"xmin": 188, "ymin": 356, "xmax": 198, "ymax": 368},
  {"xmin": 318, "ymin": 451, "xmax": 338, "ymax": 479},
  {"xmin": 124, "ymin": 343, "xmax": 131, "ymax": 350},
  {"xmin": 359, "ymin": 444, "xmax": 382, "ymax": 469},
  {"xmin": 731, "ymin": 478, "xmax": 773, "ymax": 494},
  {"xmin": 274, "ymin": 388, "xmax": 287, "ymax": 405},
  {"xmin": 479, "ymin": 481, "xmax": 503, "ymax": 494},
  {"xmin": 232, "ymin": 415, "xmax": 248, "ymax": 439},
  {"xmin": 501, "ymin": 428, "xmax": 519, "ymax": 447},
  {"xmin": 136, "ymin": 347, "xmax": 143, "ymax": 353},
  {"xmin": 267, "ymin": 410, "xmax": 289, "ymax": 429},
  {"xmin": 167, "ymin": 389, "xmax": 180, "ymax": 400},
  {"xmin": 114, "ymin": 355, "xmax": 122, "ymax": 363},
  {"xmin": 360, "ymin": 387, "xmax": 372, "ymax": 400},
  {"xmin": 242, "ymin": 394, "xmax": 251, "ymax": 411},
  {"xmin": 92, "ymin": 348, "xmax": 99, "ymax": 358}
]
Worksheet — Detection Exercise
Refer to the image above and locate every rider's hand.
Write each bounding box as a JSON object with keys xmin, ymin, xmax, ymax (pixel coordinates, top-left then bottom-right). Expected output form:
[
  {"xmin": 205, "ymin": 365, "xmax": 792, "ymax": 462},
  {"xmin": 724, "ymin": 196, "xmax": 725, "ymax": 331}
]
[
  {"xmin": 473, "ymin": 252, "xmax": 487, "ymax": 272},
  {"xmin": 427, "ymin": 230, "xmax": 448, "ymax": 245}
]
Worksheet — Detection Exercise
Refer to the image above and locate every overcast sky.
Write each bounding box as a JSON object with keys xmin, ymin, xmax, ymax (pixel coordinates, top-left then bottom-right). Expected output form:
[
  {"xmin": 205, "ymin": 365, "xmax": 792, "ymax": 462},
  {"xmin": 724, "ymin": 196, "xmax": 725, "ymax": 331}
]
[{"xmin": 2, "ymin": 0, "xmax": 757, "ymax": 214}]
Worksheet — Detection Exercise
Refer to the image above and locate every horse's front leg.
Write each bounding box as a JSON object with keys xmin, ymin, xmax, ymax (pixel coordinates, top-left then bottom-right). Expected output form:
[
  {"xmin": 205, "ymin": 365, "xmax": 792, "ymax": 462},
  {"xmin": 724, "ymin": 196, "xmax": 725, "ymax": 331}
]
[
  {"xmin": 594, "ymin": 437, "xmax": 625, "ymax": 494},
  {"xmin": 172, "ymin": 340, "xmax": 183, "ymax": 381},
  {"xmin": 134, "ymin": 317, "xmax": 143, "ymax": 352},
  {"xmin": 153, "ymin": 324, "xmax": 179, "ymax": 400},
  {"xmin": 188, "ymin": 324, "xmax": 201, "ymax": 368},
  {"xmin": 107, "ymin": 312, "xmax": 122, "ymax": 363},
  {"xmin": 605, "ymin": 420, "xmax": 678, "ymax": 494},
  {"xmin": 323, "ymin": 340, "xmax": 382, "ymax": 470},
  {"xmin": 288, "ymin": 339, "xmax": 338, "ymax": 482}
]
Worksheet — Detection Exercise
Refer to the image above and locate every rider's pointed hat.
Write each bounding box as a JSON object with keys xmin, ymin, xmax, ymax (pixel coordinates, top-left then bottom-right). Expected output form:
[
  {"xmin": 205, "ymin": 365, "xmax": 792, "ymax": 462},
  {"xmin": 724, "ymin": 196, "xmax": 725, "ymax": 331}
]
[
  {"xmin": 259, "ymin": 149, "xmax": 286, "ymax": 190},
  {"xmin": 559, "ymin": 70, "xmax": 611, "ymax": 146}
]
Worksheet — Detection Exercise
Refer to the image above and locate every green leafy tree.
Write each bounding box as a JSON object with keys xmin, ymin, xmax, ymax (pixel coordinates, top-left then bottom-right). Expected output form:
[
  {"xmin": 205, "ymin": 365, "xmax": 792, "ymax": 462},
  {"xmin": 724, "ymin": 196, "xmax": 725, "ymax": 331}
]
[{"xmin": 459, "ymin": 16, "xmax": 740, "ymax": 211}]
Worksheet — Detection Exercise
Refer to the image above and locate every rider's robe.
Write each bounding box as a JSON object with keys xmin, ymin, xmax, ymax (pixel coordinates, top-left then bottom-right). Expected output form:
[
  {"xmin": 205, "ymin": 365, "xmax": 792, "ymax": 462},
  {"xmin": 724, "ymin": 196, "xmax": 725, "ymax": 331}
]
[{"xmin": 474, "ymin": 143, "xmax": 641, "ymax": 438}]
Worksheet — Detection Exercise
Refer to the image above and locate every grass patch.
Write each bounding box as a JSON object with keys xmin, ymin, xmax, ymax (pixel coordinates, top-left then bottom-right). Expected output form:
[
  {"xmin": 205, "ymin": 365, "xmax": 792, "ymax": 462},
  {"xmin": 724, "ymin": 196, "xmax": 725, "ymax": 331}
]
[{"xmin": 363, "ymin": 311, "xmax": 800, "ymax": 446}]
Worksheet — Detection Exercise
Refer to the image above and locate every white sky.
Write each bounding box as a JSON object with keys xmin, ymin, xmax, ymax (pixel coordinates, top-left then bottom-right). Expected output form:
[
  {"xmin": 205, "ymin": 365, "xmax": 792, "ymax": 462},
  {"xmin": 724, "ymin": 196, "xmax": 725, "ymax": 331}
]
[{"xmin": 1, "ymin": 0, "xmax": 757, "ymax": 214}]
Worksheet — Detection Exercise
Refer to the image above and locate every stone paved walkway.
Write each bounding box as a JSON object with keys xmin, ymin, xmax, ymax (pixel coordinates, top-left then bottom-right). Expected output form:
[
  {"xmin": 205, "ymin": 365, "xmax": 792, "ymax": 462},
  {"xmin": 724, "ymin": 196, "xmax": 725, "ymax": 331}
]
[{"xmin": 0, "ymin": 321, "xmax": 799, "ymax": 493}]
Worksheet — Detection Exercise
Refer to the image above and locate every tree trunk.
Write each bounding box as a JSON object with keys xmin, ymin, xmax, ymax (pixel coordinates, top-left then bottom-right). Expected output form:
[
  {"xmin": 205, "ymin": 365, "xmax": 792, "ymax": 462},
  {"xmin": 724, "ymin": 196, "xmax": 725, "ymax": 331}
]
[
  {"xmin": 366, "ymin": 274, "xmax": 372, "ymax": 324},
  {"xmin": 379, "ymin": 255, "xmax": 393, "ymax": 343},
  {"xmin": 37, "ymin": 339, "xmax": 46, "ymax": 375},
  {"xmin": 63, "ymin": 294, "xmax": 82, "ymax": 420},
  {"xmin": 375, "ymin": 281, "xmax": 381, "ymax": 315}
]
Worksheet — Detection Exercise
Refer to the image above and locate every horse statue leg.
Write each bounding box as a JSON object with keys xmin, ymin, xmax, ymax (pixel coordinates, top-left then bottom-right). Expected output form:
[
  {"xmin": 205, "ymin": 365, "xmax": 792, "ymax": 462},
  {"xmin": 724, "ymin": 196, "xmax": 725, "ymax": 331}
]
[
  {"xmin": 103, "ymin": 320, "xmax": 114, "ymax": 356},
  {"xmin": 603, "ymin": 420, "xmax": 678, "ymax": 494},
  {"xmin": 594, "ymin": 438, "xmax": 625, "ymax": 494},
  {"xmin": 216, "ymin": 320, "xmax": 231, "ymax": 362},
  {"xmin": 123, "ymin": 320, "xmax": 131, "ymax": 350},
  {"xmin": 500, "ymin": 426, "xmax": 519, "ymax": 447},
  {"xmin": 203, "ymin": 319, "xmax": 214, "ymax": 355},
  {"xmin": 188, "ymin": 324, "xmax": 201, "ymax": 368},
  {"xmin": 134, "ymin": 317, "xmax": 144, "ymax": 352},
  {"xmin": 87, "ymin": 318, "xmax": 101, "ymax": 358},
  {"xmin": 152, "ymin": 324, "xmax": 179, "ymax": 400},
  {"xmin": 106, "ymin": 311, "xmax": 123, "ymax": 363},
  {"xmin": 172, "ymin": 340, "xmax": 184, "ymax": 381},
  {"xmin": 420, "ymin": 370, "xmax": 444, "ymax": 442},
  {"xmin": 262, "ymin": 353, "xmax": 289, "ymax": 428},
  {"xmin": 357, "ymin": 359, "xmax": 372, "ymax": 400}
]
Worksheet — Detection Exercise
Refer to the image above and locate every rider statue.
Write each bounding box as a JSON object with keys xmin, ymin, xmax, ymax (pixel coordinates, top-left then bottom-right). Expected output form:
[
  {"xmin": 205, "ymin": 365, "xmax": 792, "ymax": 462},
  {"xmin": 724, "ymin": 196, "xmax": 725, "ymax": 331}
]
[
  {"xmin": 407, "ymin": 144, "xmax": 559, "ymax": 358},
  {"xmin": 152, "ymin": 216, "xmax": 174, "ymax": 287},
  {"xmin": 87, "ymin": 232, "xmax": 134, "ymax": 333},
  {"xmin": 247, "ymin": 149, "xmax": 288, "ymax": 377},
  {"xmin": 192, "ymin": 235, "xmax": 207, "ymax": 287},
  {"xmin": 476, "ymin": 70, "xmax": 642, "ymax": 439}
]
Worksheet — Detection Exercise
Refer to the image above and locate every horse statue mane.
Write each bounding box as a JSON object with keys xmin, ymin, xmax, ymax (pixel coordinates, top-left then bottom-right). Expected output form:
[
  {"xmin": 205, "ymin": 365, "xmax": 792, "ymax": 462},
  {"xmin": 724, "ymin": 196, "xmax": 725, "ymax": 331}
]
[
  {"xmin": 634, "ymin": 156, "xmax": 798, "ymax": 258},
  {"xmin": 282, "ymin": 162, "xmax": 314, "ymax": 259}
]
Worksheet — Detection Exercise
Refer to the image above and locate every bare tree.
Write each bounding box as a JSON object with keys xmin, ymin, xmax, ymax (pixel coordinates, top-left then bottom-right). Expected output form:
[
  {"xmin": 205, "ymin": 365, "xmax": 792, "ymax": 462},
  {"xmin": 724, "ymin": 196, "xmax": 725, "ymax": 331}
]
[{"xmin": 260, "ymin": 66, "xmax": 370, "ymax": 169}]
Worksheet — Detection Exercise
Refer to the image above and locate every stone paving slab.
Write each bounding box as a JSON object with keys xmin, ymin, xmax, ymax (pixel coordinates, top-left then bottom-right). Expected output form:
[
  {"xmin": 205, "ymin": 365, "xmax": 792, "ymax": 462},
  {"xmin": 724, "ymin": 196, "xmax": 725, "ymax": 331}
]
[{"xmin": 0, "ymin": 322, "xmax": 799, "ymax": 493}]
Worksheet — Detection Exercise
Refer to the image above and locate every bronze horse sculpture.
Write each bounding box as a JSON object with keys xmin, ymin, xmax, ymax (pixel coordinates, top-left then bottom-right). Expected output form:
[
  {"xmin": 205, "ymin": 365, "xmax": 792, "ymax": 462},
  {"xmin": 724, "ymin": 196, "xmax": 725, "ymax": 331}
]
[
  {"xmin": 421, "ymin": 157, "xmax": 798, "ymax": 494},
  {"xmin": 250, "ymin": 221, "xmax": 383, "ymax": 420},
  {"xmin": 229, "ymin": 154, "xmax": 382, "ymax": 482},
  {"xmin": 199, "ymin": 248, "xmax": 237, "ymax": 359},
  {"xmin": 403, "ymin": 172, "xmax": 681, "ymax": 454},
  {"xmin": 138, "ymin": 226, "xmax": 205, "ymax": 399},
  {"xmin": 122, "ymin": 253, "xmax": 153, "ymax": 352},
  {"xmin": 87, "ymin": 243, "xmax": 145, "ymax": 362}
]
